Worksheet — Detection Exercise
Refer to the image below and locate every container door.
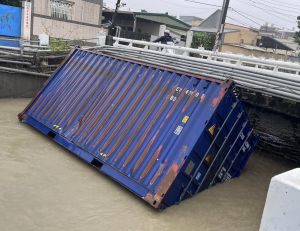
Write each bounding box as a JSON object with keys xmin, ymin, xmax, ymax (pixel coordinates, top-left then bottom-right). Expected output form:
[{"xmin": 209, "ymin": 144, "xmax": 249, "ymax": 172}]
[{"xmin": 0, "ymin": 4, "xmax": 22, "ymax": 37}]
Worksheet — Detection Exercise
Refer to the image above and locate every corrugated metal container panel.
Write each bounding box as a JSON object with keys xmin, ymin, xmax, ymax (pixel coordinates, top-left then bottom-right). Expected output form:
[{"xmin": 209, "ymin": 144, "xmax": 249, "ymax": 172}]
[{"xmin": 19, "ymin": 48, "xmax": 257, "ymax": 209}]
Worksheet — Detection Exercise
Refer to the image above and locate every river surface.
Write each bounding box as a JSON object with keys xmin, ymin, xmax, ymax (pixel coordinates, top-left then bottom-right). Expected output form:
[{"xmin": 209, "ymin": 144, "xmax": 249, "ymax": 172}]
[{"xmin": 0, "ymin": 99, "xmax": 295, "ymax": 231}]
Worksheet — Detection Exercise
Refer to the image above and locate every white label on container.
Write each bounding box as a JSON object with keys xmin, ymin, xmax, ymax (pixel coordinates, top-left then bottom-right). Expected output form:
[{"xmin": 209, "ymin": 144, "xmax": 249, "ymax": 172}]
[
  {"xmin": 174, "ymin": 125, "xmax": 183, "ymax": 135},
  {"xmin": 176, "ymin": 87, "xmax": 182, "ymax": 93},
  {"xmin": 245, "ymin": 141, "xmax": 250, "ymax": 149},
  {"xmin": 195, "ymin": 172, "xmax": 201, "ymax": 181},
  {"xmin": 218, "ymin": 167, "xmax": 226, "ymax": 179},
  {"xmin": 242, "ymin": 145, "xmax": 246, "ymax": 152},
  {"xmin": 224, "ymin": 173, "xmax": 232, "ymax": 182},
  {"xmin": 170, "ymin": 95, "xmax": 177, "ymax": 102},
  {"xmin": 240, "ymin": 132, "xmax": 245, "ymax": 140}
]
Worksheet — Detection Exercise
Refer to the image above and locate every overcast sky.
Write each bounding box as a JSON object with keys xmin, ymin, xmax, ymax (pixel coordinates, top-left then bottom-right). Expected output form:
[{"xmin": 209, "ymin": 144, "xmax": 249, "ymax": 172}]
[{"xmin": 104, "ymin": 0, "xmax": 299, "ymax": 31}]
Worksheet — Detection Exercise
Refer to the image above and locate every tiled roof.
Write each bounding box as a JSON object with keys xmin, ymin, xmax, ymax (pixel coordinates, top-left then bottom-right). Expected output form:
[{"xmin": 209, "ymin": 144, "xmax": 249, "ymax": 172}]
[{"xmin": 135, "ymin": 13, "xmax": 191, "ymax": 31}]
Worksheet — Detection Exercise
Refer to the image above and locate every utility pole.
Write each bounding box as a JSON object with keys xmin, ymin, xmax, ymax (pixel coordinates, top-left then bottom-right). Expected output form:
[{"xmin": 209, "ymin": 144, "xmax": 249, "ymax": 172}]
[
  {"xmin": 111, "ymin": 0, "xmax": 121, "ymax": 29},
  {"xmin": 213, "ymin": 0, "xmax": 230, "ymax": 52},
  {"xmin": 108, "ymin": 0, "xmax": 121, "ymax": 36}
]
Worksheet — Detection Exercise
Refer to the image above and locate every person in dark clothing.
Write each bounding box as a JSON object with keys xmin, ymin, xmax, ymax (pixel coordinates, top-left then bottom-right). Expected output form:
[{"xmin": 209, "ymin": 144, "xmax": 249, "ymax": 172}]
[{"xmin": 153, "ymin": 30, "xmax": 174, "ymax": 44}]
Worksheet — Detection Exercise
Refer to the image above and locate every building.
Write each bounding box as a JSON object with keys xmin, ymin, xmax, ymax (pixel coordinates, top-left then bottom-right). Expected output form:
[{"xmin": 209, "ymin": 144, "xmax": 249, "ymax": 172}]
[
  {"xmin": 259, "ymin": 24, "xmax": 278, "ymax": 37},
  {"xmin": 191, "ymin": 10, "xmax": 259, "ymax": 47},
  {"xmin": 190, "ymin": 10, "xmax": 299, "ymax": 60},
  {"xmin": 102, "ymin": 10, "xmax": 191, "ymax": 42},
  {"xmin": 259, "ymin": 24, "xmax": 295, "ymax": 39},
  {"xmin": 276, "ymin": 30, "xmax": 295, "ymax": 40},
  {"xmin": 32, "ymin": 0, "xmax": 104, "ymax": 42},
  {"xmin": 256, "ymin": 36, "xmax": 300, "ymax": 56},
  {"xmin": 179, "ymin": 16, "xmax": 203, "ymax": 27},
  {"xmin": 221, "ymin": 44, "xmax": 289, "ymax": 60},
  {"xmin": 257, "ymin": 24, "xmax": 299, "ymax": 57},
  {"xmin": 0, "ymin": 0, "xmax": 104, "ymax": 43},
  {"xmin": 223, "ymin": 23, "xmax": 258, "ymax": 46}
]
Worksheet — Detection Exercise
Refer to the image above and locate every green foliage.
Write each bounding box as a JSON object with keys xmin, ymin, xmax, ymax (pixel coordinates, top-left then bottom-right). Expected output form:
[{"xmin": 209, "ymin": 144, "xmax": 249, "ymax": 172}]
[
  {"xmin": 69, "ymin": 39, "xmax": 85, "ymax": 47},
  {"xmin": 295, "ymin": 16, "xmax": 300, "ymax": 45},
  {"xmin": 49, "ymin": 38, "xmax": 71, "ymax": 52},
  {"xmin": 0, "ymin": 0, "xmax": 21, "ymax": 7},
  {"xmin": 191, "ymin": 32, "xmax": 216, "ymax": 51}
]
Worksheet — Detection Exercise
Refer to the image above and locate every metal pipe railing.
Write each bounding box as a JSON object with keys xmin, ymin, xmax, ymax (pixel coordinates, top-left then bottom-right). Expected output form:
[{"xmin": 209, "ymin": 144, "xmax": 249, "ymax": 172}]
[
  {"xmin": 101, "ymin": 46, "xmax": 300, "ymax": 86},
  {"xmin": 110, "ymin": 37, "xmax": 300, "ymax": 76},
  {"xmin": 100, "ymin": 49, "xmax": 300, "ymax": 94},
  {"xmin": 96, "ymin": 46, "xmax": 300, "ymax": 102},
  {"xmin": 0, "ymin": 66, "xmax": 50, "ymax": 77},
  {"xmin": 105, "ymin": 44, "xmax": 300, "ymax": 82}
]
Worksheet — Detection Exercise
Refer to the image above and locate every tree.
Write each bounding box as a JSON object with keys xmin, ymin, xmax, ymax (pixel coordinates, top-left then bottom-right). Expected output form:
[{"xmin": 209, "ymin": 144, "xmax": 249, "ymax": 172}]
[
  {"xmin": 295, "ymin": 16, "xmax": 300, "ymax": 45},
  {"xmin": 191, "ymin": 32, "xmax": 216, "ymax": 51},
  {"xmin": 0, "ymin": 0, "xmax": 21, "ymax": 7}
]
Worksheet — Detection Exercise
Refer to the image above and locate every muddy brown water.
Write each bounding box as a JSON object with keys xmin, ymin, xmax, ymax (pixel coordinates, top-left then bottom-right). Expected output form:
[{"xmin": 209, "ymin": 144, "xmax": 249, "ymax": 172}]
[{"xmin": 0, "ymin": 99, "xmax": 295, "ymax": 231}]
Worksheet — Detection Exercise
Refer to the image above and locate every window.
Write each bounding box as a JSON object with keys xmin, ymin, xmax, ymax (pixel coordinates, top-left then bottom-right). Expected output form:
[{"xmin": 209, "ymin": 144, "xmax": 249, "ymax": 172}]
[{"xmin": 50, "ymin": 0, "xmax": 74, "ymax": 20}]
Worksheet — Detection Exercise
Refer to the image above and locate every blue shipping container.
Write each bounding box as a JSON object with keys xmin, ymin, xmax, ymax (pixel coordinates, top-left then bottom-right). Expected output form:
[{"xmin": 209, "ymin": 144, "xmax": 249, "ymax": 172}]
[
  {"xmin": 19, "ymin": 48, "xmax": 258, "ymax": 209},
  {"xmin": 0, "ymin": 4, "xmax": 22, "ymax": 37}
]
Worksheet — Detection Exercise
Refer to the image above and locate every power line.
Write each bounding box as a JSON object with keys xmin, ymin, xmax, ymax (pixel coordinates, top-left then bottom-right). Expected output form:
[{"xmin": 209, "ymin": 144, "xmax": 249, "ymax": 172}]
[
  {"xmin": 184, "ymin": 0, "xmax": 222, "ymax": 8},
  {"xmin": 238, "ymin": 0, "xmax": 297, "ymax": 24},
  {"xmin": 265, "ymin": 0, "xmax": 300, "ymax": 8},
  {"xmin": 229, "ymin": 8, "xmax": 293, "ymax": 30},
  {"xmin": 161, "ymin": 0, "xmax": 219, "ymax": 10},
  {"xmin": 227, "ymin": 15, "xmax": 254, "ymax": 28},
  {"xmin": 260, "ymin": 0, "xmax": 300, "ymax": 11},
  {"xmin": 230, "ymin": 8, "xmax": 286, "ymax": 29},
  {"xmin": 248, "ymin": 0, "xmax": 298, "ymax": 19},
  {"xmin": 249, "ymin": 0, "xmax": 299, "ymax": 16},
  {"xmin": 230, "ymin": 8, "xmax": 261, "ymax": 26}
]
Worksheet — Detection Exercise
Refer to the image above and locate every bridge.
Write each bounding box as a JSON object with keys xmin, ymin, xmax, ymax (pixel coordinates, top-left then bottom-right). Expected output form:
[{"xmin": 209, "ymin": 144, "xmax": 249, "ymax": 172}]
[{"xmin": 89, "ymin": 37, "xmax": 300, "ymax": 103}]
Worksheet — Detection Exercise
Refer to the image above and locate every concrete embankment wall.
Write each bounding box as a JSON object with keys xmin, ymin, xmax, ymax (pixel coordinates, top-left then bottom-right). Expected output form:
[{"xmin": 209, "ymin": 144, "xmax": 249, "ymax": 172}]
[{"xmin": 0, "ymin": 71, "xmax": 48, "ymax": 98}]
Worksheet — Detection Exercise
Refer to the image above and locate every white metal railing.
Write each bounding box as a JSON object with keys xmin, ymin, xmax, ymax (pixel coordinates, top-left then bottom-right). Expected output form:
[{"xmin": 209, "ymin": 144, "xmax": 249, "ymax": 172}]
[
  {"xmin": 112, "ymin": 37, "xmax": 300, "ymax": 76},
  {"xmin": 90, "ymin": 38, "xmax": 300, "ymax": 102}
]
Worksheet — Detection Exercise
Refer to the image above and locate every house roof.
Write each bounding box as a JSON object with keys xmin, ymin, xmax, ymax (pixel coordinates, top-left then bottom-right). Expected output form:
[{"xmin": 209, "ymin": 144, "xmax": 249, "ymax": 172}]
[
  {"xmin": 102, "ymin": 10, "xmax": 191, "ymax": 31},
  {"xmin": 225, "ymin": 23, "xmax": 259, "ymax": 32},
  {"xmin": 260, "ymin": 36, "xmax": 294, "ymax": 51},
  {"xmin": 135, "ymin": 13, "xmax": 191, "ymax": 31},
  {"xmin": 198, "ymin": 9, "xmax": 222, "ymax": 29},
  {"xmin": 103, "ymin": 9, "xmax": 134, "ymax": 16},
  {"xmin": 228, "ymin": 44, "xmax": 267, "ymax": 52},
  {"xmin": 190, "ymin": 27, "xmax": 238, "ymax": 34},
  {"xmin": 190, "ymin": 9, "xmax": 257, "ymax": 34},
  {"xmin": 190, "ymin": 10, "xmax": 236, "ymax": 33},
  {"xmin": 179, "ymin": 16, "xmax": 203, "ymax": 25},
  {"xmin": 180, "ymin": 16, "xmax": 203, "ymax": 21},
  {"xmin": 274, "ymin": 38, "xmax": 300, "ymax": 51}
]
